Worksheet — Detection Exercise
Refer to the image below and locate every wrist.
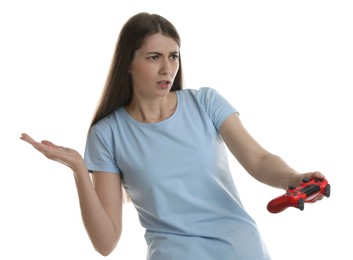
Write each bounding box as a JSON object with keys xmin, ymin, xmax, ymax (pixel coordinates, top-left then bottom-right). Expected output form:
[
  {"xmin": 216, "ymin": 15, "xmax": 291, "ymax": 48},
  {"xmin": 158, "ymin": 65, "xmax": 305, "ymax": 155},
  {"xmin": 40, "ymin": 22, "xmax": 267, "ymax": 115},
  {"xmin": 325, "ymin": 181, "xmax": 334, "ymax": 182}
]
[{"xmin": 71, "ymin": 161, "xmax": 89, "ymax": 178}]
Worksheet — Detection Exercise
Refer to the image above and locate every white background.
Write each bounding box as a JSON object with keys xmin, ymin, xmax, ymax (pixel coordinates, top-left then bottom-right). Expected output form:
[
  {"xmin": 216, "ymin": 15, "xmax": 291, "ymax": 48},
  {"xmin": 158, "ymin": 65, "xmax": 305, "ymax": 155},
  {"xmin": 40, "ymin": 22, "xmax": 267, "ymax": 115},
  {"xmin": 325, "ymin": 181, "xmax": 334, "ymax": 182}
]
[{"xmin": 1, "ymin": 0, "xmax": 352, "ymax": 259}]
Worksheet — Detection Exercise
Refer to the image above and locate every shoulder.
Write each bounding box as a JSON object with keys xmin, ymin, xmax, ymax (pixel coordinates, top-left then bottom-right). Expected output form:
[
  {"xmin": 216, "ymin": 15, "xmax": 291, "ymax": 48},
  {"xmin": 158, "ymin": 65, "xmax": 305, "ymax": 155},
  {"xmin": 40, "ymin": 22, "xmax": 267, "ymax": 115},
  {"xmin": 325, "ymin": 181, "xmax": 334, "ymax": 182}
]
[
  {"xmin": 179, "ymin": 87, "xmax": 218, "ymax": 95},
  {"xmin": 178, "ymin": 87, "xmax": 221, "ymax": 102},
  {"xmin": 89, "ymin": 109, "xmax": 123, "ymax": 138}
]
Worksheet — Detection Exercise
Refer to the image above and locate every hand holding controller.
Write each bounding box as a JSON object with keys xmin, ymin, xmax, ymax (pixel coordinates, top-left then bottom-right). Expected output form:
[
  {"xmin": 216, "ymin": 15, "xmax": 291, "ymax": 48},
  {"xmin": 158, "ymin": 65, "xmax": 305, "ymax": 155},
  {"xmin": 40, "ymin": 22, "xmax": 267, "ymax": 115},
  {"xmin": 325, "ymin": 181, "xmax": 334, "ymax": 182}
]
[{"xmin": 267, "ymin": 178, "xmax": 330, "ymax": 213}]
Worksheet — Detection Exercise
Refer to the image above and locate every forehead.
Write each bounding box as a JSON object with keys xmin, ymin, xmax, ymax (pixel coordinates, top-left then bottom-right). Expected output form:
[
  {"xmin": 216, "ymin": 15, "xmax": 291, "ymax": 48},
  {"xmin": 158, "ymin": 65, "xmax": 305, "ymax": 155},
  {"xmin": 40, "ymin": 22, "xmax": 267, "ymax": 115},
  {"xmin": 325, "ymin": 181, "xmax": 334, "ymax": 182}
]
[{"xmin": 138, "ymin": 33, "xmax": 179, "ymax": 53}]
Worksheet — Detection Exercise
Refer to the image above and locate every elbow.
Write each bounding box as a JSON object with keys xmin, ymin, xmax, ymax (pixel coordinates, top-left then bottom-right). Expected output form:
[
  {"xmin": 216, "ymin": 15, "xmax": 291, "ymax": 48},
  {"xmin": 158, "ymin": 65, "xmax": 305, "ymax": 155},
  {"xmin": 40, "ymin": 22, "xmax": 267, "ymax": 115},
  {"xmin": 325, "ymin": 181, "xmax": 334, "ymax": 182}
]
[
  {"xmin": 95, "ymin": 241, "xmax": 118, "ymax": 257},
  {"xmin": 96, "ymin": 249, "xmax": 113, "ymax": 257},
  {"xmin": 93, "ymin": 231, "xmax": 121, "ymax": 256}
]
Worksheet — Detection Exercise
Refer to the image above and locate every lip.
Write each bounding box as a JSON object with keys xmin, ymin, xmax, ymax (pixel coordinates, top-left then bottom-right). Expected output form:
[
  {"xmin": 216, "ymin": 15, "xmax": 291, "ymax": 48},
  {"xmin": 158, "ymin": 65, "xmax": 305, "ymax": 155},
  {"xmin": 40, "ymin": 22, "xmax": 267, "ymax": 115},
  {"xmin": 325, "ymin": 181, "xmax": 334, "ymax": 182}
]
[{"xmin": 157, "ymin": 80, "xmax": 172, "ymax": 88}]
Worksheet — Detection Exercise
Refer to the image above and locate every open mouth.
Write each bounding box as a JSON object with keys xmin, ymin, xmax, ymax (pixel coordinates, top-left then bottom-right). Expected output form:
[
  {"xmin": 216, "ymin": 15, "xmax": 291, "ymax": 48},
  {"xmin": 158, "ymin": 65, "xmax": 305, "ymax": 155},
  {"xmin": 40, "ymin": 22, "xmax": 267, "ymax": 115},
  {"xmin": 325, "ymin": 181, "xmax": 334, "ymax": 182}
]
[{"xmin": 157, "ymin": 80, "xmax": 171, "ymax": 88}]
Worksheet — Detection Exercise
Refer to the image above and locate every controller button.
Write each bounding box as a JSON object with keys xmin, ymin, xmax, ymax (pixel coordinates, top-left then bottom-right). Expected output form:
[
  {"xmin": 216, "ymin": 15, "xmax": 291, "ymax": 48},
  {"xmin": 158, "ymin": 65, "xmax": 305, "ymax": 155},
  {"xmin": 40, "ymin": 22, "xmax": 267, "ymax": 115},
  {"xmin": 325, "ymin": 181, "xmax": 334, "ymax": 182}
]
[
  {"xmin": 302, "ymin": 178, "xmax": 310, "ymax": 183},
  {"xmin": 288, "ymin": 185, "xmax": 296, "ymax": 190}
]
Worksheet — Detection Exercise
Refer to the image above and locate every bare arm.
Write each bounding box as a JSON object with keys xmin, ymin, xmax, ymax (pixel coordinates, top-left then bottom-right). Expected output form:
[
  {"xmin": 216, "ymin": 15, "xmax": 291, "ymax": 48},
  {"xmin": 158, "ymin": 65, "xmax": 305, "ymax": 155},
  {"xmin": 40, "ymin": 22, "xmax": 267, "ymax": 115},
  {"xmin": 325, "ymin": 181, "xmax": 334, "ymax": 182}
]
[
  {"xmin": 75, "ymin": 169, "xmax": 123, "ymax": 256},
  {"xmin": 219, "ymin": 113, "xmax": 324, "ymax": 190},
  {"xmin": 20, "ymin": 133, "xmax": 122, "ymax": 256}
]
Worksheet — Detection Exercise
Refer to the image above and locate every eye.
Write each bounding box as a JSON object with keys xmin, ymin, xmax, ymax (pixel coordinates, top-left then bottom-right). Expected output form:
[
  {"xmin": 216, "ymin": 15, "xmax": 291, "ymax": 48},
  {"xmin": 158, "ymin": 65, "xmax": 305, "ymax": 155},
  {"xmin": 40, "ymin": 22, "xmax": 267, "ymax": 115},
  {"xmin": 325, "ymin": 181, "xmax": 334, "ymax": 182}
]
[
  {"xmin": 171, "ymin": 54, "xmax": 179, "ymax": 60},
  {"xmin": 148, "ymin": 55, "xmax": 159, "ymax": 60}
]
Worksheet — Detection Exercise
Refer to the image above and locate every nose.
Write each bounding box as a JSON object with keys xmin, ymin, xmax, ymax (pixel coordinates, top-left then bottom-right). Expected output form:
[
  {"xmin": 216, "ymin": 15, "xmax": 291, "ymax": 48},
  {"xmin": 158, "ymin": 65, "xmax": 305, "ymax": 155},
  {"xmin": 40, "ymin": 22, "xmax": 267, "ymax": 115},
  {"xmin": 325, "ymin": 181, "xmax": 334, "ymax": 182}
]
[{"xmin": 159, "ymin": 58, "xmax": 172, "ymax": 75}]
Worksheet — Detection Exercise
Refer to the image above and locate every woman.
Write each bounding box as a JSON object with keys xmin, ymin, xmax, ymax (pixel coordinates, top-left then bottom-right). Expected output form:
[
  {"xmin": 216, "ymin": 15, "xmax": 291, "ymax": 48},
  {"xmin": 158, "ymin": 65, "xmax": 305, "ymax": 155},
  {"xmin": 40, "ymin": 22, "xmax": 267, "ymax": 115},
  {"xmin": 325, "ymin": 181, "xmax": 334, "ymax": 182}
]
[{"xmin": 21, "ymin": 12, "xmax": 324, "ymax": 259}]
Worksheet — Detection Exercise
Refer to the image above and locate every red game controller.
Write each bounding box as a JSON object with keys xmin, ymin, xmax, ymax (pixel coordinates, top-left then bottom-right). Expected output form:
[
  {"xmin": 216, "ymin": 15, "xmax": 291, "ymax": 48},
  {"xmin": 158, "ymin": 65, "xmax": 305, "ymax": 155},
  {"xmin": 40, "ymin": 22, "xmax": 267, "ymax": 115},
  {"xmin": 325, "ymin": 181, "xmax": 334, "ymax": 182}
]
[{"xmin": 267, "ymin": 178, "xmax": 330, "ymax": 213}]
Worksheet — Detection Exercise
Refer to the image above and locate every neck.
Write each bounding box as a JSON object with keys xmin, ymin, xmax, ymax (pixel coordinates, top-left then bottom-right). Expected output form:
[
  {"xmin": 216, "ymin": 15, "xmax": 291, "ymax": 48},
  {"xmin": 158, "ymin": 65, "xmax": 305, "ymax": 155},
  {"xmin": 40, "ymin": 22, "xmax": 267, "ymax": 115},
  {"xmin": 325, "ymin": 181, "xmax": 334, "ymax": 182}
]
[{"xmin": 125, "ymin": 92, "xmax": 177, "ymax": 123}]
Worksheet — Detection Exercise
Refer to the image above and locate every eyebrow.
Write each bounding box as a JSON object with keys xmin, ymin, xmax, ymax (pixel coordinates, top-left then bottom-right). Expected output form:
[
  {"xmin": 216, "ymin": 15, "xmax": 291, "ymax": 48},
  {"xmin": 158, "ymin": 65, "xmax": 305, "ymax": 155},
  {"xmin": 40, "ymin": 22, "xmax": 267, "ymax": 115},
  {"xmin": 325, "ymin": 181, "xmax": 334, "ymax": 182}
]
[{"xmin": 146, "ymin": 51, "xmax": 179, "ymax": 56}]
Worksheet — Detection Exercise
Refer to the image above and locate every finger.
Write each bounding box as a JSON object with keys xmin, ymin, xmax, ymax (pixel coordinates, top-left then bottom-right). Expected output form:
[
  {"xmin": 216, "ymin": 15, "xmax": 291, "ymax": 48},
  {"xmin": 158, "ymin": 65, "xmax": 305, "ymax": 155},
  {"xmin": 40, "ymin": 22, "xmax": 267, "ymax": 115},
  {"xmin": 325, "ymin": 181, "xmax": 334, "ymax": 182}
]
[
  {"xmin": 20, "ymin": 133, "xmax": 62, "ymax": 150},
  {"xmin": 31, "ymin": 141, "xmax": 48, "ymax": 152},
  {"xmin": 312, "ymin": 194, "xmax": 324, "ymax": 203},
  {"xmin": 41, "ymin": 140, "xmax": 63, "ymax": 149},
  {"xmin": 312, "ymin": 171, "xmax": 325, "ymax": 179},
  {"xmin": 302, "ymin": 171, "xmax": 325, "ymax": 181},
  {"xmin": 20, "ymin": 133, "xmax": 37, "ymax": 144},
  {"xmin": 31, "ymin": 142, "xmax": 59, "ymax": 159}
]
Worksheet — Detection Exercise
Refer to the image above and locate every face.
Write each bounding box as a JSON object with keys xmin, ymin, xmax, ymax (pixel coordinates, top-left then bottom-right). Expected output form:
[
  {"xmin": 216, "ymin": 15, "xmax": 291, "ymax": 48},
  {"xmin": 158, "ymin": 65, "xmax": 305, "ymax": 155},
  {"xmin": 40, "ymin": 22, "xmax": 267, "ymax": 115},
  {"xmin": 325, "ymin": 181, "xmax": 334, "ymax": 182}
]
[{"xmin": 129, "ymin": 33, "xmax": 180, "ymax": 99}]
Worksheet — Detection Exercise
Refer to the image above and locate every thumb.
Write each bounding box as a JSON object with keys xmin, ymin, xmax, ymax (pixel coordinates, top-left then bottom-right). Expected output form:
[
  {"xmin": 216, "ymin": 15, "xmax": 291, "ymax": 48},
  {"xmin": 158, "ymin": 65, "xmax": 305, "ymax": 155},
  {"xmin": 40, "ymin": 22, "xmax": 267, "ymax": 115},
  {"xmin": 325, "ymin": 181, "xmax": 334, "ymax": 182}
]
[{"xmin": 41, "ymin": 140, "xmax": 63, "ymax": 148}]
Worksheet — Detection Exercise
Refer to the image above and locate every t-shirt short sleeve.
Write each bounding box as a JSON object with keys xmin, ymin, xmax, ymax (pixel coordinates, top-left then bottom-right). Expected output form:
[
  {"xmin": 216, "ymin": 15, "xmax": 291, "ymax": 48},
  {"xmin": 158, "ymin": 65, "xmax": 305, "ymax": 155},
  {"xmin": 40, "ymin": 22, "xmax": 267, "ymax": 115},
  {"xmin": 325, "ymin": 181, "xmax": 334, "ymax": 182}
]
[
  {"xmin": 196, "ymin": 87, "xmax": 238, "ymax": 130},
  {"xmin": 84, "ymin": 122, "xmax": 121, "ymax": 174}
]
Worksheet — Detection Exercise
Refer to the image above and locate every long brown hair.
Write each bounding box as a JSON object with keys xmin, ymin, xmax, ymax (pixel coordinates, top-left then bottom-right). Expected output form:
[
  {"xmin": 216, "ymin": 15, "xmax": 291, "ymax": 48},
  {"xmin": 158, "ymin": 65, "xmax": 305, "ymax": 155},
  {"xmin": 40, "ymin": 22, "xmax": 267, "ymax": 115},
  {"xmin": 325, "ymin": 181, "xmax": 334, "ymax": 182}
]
[{"xmin": 90, "ymin": 12, "xmax": 183, "ymax": 127}]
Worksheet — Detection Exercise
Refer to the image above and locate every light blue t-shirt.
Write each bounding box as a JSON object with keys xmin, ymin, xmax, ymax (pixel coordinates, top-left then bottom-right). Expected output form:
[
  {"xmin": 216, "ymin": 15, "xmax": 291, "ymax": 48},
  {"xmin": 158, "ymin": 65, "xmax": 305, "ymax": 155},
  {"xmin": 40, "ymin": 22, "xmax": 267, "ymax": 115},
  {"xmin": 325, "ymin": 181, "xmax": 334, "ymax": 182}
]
[{"xmin": 84, "ymin": 87, "xmax": 271, "ymax": 260}]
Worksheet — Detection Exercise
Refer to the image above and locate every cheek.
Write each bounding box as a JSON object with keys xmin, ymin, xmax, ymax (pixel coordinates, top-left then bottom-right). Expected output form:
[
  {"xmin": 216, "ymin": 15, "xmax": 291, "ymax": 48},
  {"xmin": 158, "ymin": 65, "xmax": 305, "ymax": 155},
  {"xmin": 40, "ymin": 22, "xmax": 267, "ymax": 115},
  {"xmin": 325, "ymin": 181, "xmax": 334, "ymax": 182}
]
[
  {"xmin": 172, "ymin": 63, "xmax": 180, "ymax": 76},
  {"xmin": 131, "ymin": 64, "xmax": 154, "ymax": 81}
]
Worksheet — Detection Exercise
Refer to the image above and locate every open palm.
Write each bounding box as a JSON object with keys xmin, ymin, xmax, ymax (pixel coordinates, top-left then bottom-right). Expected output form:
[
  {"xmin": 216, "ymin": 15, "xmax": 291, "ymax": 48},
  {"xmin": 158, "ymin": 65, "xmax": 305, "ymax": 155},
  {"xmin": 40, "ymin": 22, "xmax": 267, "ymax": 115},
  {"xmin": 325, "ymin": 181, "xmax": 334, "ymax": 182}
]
[{"xmin": 20, "ymin": 133, "xmax": 84, "ymax": 172}]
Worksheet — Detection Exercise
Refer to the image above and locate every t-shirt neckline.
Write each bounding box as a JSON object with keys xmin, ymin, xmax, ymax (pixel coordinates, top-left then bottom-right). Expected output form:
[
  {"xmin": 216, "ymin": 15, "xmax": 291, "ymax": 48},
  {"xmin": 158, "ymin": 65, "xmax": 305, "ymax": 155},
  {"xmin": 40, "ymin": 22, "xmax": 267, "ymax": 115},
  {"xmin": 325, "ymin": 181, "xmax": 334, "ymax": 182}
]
[{"xmin": 120, "ymin": 91, "xmax": 181, "ymax": 127}]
